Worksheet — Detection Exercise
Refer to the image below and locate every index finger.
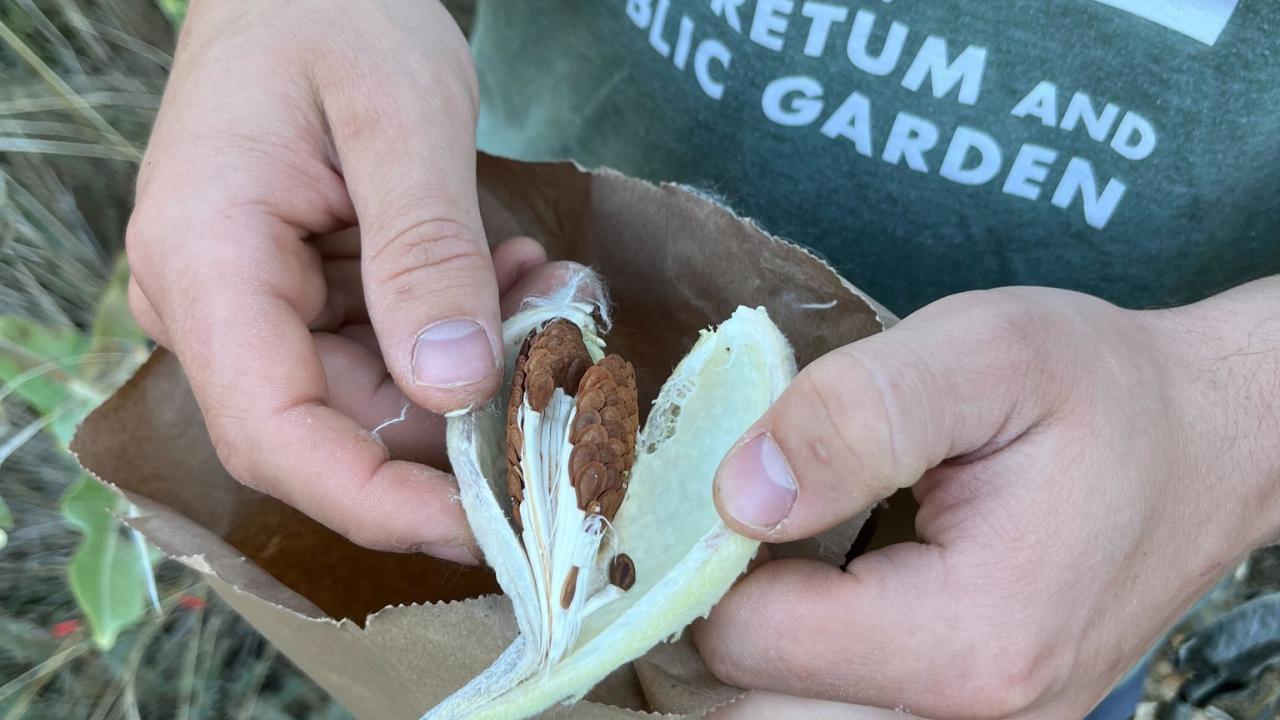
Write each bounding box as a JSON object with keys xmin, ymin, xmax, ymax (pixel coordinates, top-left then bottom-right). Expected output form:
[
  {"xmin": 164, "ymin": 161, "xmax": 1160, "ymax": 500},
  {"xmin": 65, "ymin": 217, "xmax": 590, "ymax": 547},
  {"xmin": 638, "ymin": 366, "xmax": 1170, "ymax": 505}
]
[
  {"xmin": 132, "ymin": 210, "xmax": 476, "ymax": 560},
  {"xmin": 318, "ymin": 4, "xmax": 503, "ymax": 416}
]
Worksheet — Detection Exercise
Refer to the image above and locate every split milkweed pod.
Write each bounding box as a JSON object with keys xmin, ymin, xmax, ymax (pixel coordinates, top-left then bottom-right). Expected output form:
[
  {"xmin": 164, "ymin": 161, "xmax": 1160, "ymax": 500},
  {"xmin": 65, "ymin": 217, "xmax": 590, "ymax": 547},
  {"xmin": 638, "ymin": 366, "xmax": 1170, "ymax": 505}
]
[
  {"xmin": 432, "ymin": 270, "xmax": 796, "ymax": 720},
  {"xmin": 504, "ymin": 318, "xmax": 640, "ymax": 663}
]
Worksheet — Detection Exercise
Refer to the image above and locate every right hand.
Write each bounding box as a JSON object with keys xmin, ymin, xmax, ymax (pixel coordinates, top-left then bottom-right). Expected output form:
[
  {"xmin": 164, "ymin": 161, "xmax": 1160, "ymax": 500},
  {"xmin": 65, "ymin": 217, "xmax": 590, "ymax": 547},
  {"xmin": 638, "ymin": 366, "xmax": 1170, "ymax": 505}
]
[{"xmin": 126, "ymin": 0, "xmax": 515, "ymax": 561}]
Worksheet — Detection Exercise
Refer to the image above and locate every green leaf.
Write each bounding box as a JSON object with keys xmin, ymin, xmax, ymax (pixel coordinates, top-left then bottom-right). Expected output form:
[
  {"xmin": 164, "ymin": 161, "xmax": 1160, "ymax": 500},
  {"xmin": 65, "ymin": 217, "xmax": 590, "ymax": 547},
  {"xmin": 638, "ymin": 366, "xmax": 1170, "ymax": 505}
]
[
  {"xmin": 0, "ymin": 294, "xmax": 144, "ymax": 449},
  {"xmin": 86, "ymin": 257, "xmax": 148, "ymax": 362},
  {"xmin": 61, "ymin": 475, "xmax": 150, "ymax": 649},
  {"xmin": 0, "ymin": 316, "xmax": 95, "ymax": 448},
  {"xmin": 0, "ymin": 316, "xmax": 88, "ymax": 411}
]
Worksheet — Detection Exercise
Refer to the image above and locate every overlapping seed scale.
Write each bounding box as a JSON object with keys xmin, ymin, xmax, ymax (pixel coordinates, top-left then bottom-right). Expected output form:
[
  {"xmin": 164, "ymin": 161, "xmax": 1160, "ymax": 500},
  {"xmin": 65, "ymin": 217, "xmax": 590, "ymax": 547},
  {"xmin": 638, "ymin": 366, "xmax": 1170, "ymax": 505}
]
[
  {"xmin": 522, "ymin": 320, "xmax": 593, "ymax": 411},
  {"xmin": 506, "ymin": 320, "xmax": 594, "ymax": 529},
  {"xmin": 506, "ymin": 333, "xmax": 534, "ymax": 529},
  {"xmin": 569, "ymin": 355, "xmax": 639, "ymax": 521}
]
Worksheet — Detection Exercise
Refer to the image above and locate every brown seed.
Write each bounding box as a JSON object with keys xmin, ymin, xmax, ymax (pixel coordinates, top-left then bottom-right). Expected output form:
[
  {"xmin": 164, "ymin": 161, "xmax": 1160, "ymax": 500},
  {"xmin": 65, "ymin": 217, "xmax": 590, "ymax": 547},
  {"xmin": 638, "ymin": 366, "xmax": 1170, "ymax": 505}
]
[
  {"xmin": 575, "ymin": 461, "xmax": 607, "ymax": 505},
  {"xmin": 526, "ymin": 372, "xmax": 555, "ymax": 411},
  {"xmin": 599, "ymin": 405, "xmax": 625, "ymax": 426},
  {"xmin": 609, "ymin": 553, "xmax": 636, "ymax": 591},
  {"xmin": 532, "ymin": 321, "xmax": 591, "ymax": 385},
  {"xmin": 569, "ymin": 443, "xmax": 598, "ymax": 479},
  {"xmin": 578, "ymin": 389, "xmax": 605, "ymax": 412},
  {"xmin": 578, "ymin": 423, "xmax": 609, "ymax": 446},
  {"xmin": 560, "ymin": 565, "xmax": 580, "ymax": 609},
  {"xmin": 594, "ymin": 443, "xmax": 618, "ymax": 468},
  {"xmin": 565, "ymin": 356, "xmax": 591, "ymax": 394},
  {"xmin": 577, "ymin": 367, "xmax": 607, "ymax": 391},
  {"xmin": 506, "ymin": 467, "xmax": 524, "ymax": 502},
  {"xmin": 504, "ymin": 330, "xmax": 535, "ymax": 520},
  {"xmin": 569, "ymin": 354, "xmax": 638, "ymax": 518},
  {"xmin": 602, "ymin": 418, "xmax": 627, "ymax": 443},
  {"xmin": 571, "ymin": 409, "xmax": 601, "ymax": 443},
  {"xmin": 598, "ymin": 488, "xmax": 623, "ymax": 520}
]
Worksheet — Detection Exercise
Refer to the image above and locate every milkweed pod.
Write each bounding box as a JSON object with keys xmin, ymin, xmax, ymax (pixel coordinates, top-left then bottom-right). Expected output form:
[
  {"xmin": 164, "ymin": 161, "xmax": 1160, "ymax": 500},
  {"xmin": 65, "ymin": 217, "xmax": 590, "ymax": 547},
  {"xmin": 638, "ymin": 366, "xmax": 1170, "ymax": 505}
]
[{"xmin": 433, "ymin": 270, "xmax": 797, "ymax": 720}]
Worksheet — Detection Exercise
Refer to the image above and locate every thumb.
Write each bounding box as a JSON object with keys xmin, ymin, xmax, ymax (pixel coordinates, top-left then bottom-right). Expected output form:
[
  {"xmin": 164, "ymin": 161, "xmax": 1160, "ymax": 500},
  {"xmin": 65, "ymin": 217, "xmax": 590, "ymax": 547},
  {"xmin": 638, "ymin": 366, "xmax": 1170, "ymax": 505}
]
[
  {"xmin": 322, "ymin": 15, "xmax": 502, "ymax": 414},
  {"xmin": 713, "ymin": 290, "xmax": 1068, "ymax": 542},
  {"xmin": 709, "ymin": 690, "xmax": 921, "ymax": 719}
]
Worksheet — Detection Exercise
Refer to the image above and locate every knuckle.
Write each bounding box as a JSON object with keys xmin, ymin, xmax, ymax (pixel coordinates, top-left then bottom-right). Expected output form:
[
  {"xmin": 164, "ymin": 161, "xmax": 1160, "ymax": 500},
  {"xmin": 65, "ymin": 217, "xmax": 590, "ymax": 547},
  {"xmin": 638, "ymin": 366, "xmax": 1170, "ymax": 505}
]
[
  {"xmin": 124, "ymin": 204, "xmax": 161, "ymax": 265},
  {"xmin": 126, "ymin": 198, "xmax": 207, "ymax": 278},
  {"xmin": 927, "ymin": 289, "xmax": 1047, "ymax": 358},
  {"xmin": 125, "ymin": 285, "xmax": 164, "ymax": 340},
  {"xmin": 797, "ymin": 368, "xmax": 858, "ymax": 457},
  {"xmin": 944, "ymin": 641, "xmax": 1055, "ymax": 718},
  {"xmin": 209, "ymin": 427, "xmax": 251, "ymax": 489},
  {"xmin": 202, "ymin": 404, "xmax": 260, "ymax": 490},
  {"xmin": 125, "ymin": 285, "xmax": 147, "ymax": 319},
  {"xmin": 915, "ymin": 289, "xmax": 1057, "ymax": 409},
  {"xmin": 368, "ymin": 215, "xmax": 487, "ymax": 289},
  {"xmin": 800, "ymin": 350, "xmax": 904, "ymax": 486}
]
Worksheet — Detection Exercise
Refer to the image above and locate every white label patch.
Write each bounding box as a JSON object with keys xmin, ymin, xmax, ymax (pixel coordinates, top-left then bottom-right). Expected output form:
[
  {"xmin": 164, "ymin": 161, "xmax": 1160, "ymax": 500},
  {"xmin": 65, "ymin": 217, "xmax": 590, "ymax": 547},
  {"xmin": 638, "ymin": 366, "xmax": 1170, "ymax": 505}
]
[{"xmin": 1089, "ymin": 0, "xmax": 1239, "ymax": 46}]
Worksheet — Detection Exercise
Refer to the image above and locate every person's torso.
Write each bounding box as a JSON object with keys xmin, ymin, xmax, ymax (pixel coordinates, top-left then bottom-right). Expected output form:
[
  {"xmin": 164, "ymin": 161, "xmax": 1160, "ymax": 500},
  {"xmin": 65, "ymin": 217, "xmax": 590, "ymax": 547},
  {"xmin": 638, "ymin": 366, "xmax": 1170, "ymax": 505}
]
[{"xmin": 471, "ymin": 0, "xmax": 1280, "ymax": 315}]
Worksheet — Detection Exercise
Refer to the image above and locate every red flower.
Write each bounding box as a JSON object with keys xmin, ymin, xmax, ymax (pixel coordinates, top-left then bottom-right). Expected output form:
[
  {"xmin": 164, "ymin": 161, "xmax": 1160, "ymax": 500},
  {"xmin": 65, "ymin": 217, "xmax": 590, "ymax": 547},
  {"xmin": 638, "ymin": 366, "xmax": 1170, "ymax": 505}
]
[{"xmin": 51, "ymin": 619, "xmax": 81, "ymax": 639}]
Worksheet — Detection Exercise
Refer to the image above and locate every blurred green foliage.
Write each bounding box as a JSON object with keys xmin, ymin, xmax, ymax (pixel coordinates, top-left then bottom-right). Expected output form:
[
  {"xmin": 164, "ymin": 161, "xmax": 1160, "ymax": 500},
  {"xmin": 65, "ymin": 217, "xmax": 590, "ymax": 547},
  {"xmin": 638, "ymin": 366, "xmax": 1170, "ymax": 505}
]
[
  {"xmin": 61, "ymin": 475, "xmax": 154, "ymax": 649},
  {"xmin": 0, "ymin": 1, "xmax": 346, "ymax": 716},
  {"xmin": 154, "ymin": 0, "xmax": 188, "ymax": 29},
  {"xmin": 0, "ymin": 315, "xmax": 89, "ymax": 447},
  {"xmin": 0, "ymin": 259, "xmax": 153, "ymax": 650}
]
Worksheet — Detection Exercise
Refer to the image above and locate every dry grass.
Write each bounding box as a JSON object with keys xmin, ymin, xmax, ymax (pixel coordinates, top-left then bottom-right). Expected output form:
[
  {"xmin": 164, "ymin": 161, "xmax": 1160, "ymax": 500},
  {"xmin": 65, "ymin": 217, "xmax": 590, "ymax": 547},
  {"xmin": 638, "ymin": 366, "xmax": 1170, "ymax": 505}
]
[{"xmin": 0, "ymin": 2, "xmax": 346, "ymax": 717}]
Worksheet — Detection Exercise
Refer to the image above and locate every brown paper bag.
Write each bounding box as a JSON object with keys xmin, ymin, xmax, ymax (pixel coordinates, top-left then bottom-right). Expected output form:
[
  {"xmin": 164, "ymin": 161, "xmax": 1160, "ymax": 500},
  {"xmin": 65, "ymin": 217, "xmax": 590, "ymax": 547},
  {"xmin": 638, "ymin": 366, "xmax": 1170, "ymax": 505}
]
[{"xmin": 72, "ymin": 155, "xmax": 891, "ymax": 719}]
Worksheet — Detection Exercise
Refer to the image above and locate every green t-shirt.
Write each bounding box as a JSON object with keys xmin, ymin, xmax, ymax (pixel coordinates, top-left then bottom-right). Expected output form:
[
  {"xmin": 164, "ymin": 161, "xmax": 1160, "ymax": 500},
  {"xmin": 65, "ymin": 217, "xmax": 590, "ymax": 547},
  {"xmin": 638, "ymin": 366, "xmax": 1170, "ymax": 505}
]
[{"xmin": 471, "ymin": 1, "xmax": 1279, "ymax": 315}]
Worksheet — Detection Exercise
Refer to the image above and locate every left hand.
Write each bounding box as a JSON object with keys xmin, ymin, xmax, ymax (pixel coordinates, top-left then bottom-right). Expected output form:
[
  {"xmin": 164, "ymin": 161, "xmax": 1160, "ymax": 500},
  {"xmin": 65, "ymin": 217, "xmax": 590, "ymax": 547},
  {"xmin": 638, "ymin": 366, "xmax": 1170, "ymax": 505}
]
[{"xmin": 695, "ymin": 284, "xmax": 1280, "ymax": 718}]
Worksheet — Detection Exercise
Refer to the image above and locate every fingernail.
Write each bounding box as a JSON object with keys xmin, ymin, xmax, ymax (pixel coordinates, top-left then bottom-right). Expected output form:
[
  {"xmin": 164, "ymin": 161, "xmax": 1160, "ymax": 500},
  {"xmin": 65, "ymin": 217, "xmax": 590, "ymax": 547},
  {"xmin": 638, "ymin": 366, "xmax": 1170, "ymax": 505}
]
[
  {"xmin": 415, "ymin": 542, "xmax": 479, "ymax": 565},
  {"xmin": 412, "ymin": 319, "xmax": 497, "ymax": 389},
  {"xmin": 716, "ymin": 433, "xmax": 797, "ymax": 531}
]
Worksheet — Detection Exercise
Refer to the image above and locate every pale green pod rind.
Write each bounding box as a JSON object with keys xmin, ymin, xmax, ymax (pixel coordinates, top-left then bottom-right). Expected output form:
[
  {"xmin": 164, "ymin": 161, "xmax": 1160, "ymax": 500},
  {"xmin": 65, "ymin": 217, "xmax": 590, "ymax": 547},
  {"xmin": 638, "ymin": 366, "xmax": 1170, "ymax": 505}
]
[
  {"xmin": 432, "ymin": 305, "xmax": 795, "ymax": 720},
  {"xmin": 446, "ymin": 406, "xmax": 540, "ymax": 641},
  {"xmin": 453, "ymin": 528, "xmax": 756, "ymax": 720}
]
